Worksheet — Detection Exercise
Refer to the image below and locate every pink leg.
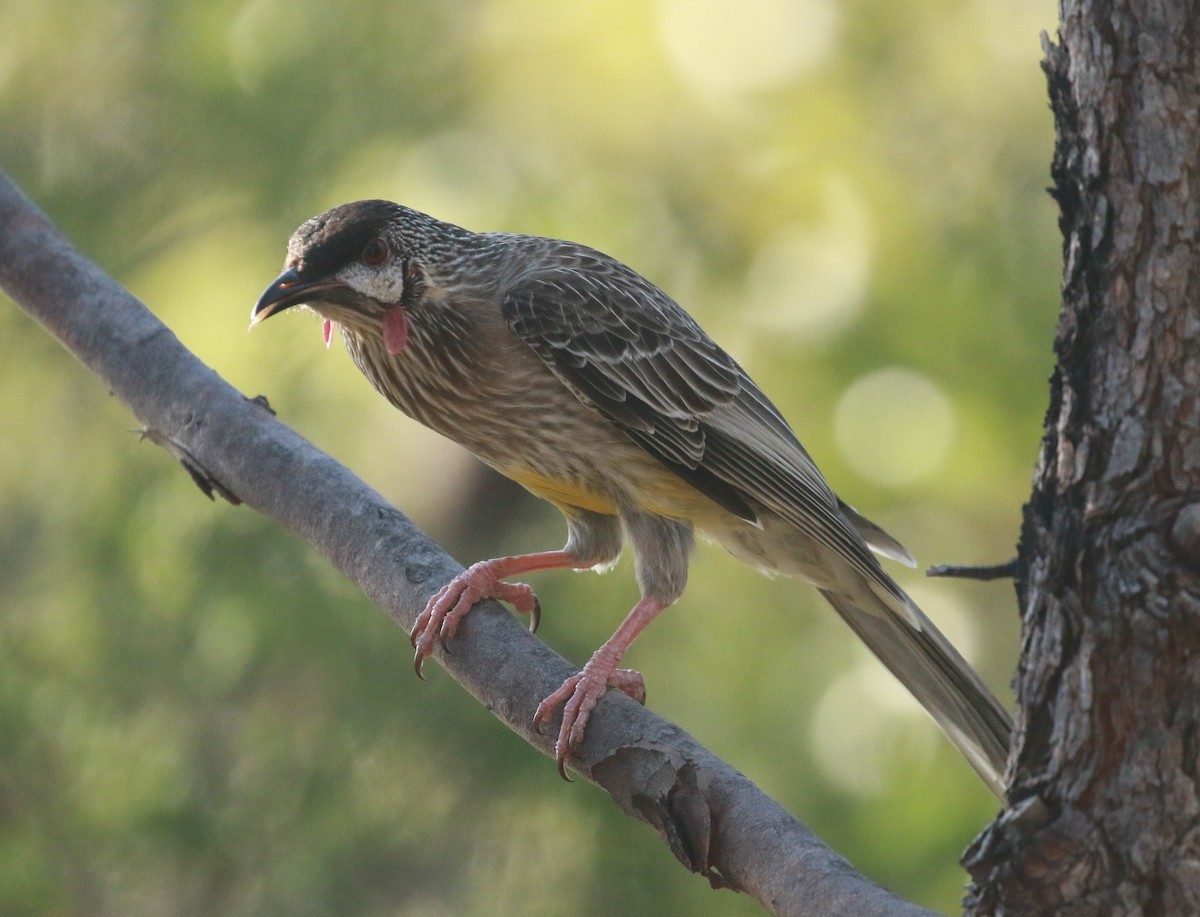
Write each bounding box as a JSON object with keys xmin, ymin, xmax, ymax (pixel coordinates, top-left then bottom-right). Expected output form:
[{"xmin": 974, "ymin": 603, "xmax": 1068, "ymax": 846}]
[
  {"xmin": 411, "ymin": 550, "xmax": 582, "ymax": 676},
  {"xmin": 533, "ymin": 596, "xmax": 669, "ymax": 778}
]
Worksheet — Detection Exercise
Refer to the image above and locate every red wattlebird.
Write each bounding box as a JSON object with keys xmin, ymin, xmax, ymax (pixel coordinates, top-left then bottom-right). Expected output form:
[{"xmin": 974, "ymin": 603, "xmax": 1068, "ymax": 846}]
[{"xmin": 252, "ymin": 200, "xmax": 1011, "ymax": 796}]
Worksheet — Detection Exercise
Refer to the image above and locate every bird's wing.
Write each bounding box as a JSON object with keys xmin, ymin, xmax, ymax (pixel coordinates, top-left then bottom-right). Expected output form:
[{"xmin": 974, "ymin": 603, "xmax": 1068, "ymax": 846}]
[{"xmin": 500, "ymin": 247, "xmax": 897, "ymax": 587}]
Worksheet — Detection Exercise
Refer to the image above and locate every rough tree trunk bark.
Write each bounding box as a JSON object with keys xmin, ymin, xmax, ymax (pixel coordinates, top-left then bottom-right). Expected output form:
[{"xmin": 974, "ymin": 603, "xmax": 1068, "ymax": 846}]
[{"xmin": 965, "ymin": 0, "xmax": 1200, "ymax": 913}]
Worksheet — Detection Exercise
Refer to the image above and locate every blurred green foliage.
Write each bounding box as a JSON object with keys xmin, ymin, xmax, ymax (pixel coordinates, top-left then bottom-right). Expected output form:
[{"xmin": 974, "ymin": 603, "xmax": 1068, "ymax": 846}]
[{"xmin": 0, "ymin": 0, "xmax": 1057, "ymax": 913}]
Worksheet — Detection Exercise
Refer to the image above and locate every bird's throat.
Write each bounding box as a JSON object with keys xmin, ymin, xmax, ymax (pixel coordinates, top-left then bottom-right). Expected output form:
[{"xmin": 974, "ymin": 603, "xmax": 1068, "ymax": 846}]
[{"xmin": 383, "ymin": 306, "xmax": 408, "ymax": 356}]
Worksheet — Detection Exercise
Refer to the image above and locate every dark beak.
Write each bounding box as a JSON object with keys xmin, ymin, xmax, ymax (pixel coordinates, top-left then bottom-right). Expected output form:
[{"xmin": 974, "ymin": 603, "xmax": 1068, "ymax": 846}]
[{"xmin": 249, "ymin": 268, "xmax": 345, "ymax": 328}]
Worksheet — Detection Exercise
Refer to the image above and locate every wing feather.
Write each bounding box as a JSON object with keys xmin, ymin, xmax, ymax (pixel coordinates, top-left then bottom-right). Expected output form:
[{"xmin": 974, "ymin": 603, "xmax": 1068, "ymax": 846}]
[{"xmin": 500, "ymin": 241, "xmax": 900, "ymax": 590}]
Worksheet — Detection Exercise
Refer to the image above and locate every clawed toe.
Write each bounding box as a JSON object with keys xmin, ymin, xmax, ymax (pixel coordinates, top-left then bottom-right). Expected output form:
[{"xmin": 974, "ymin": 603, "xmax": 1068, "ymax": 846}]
[
  {"xmin": 533, "ymin": 661, "xmax": 642, "ymax": 779},
  {"xmin": 608, "ymin": 668, "xmax": 646, "ymax": 704},
  {"xmin": 409, "ymin": 562, "xmax": 548, "ymax": 678},
  {"xmin": 412, "ymin": 646, "xmax": 429, "ymax": 680},
  {"xmin": 489, "ymin": 581, "xmax": 540, "ymax": 631}
]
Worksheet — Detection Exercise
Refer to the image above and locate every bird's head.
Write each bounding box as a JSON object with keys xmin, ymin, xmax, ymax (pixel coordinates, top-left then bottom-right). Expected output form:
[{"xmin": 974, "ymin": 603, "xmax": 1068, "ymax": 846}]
[{"xmin": 250, "ymin": 199, "xmax": 457, "ymax": 351}]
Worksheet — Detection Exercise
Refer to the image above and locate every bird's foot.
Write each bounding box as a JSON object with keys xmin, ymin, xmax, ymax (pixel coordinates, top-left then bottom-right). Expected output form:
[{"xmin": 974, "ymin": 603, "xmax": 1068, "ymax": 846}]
[
  {"xmin": 410, "ymin": 560, "xmax": 539, "ymax": 676},
  {"xmin": 533, "ymin": 659, "xmax": 646, "ymax": 779}
]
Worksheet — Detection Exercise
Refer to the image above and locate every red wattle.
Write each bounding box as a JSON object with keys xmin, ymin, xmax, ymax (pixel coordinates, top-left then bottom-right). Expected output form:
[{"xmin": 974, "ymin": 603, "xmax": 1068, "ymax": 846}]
[{"xmin": 383, "ymin": 307, "xmax": 408, "ymax": 355}]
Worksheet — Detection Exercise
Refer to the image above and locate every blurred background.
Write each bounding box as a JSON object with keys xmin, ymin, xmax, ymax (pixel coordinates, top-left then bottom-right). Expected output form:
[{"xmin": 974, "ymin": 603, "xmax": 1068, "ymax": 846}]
[{"xmin": 0, "ymin": 0, "xmax": 1057, "ymax": 913}]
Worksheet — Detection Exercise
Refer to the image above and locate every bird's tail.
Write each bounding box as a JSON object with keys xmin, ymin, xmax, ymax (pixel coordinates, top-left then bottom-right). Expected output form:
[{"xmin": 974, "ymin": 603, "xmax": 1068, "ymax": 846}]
[{"xmin": 817, "ymin": 587, "xmax": 1012, "ymax": 799}]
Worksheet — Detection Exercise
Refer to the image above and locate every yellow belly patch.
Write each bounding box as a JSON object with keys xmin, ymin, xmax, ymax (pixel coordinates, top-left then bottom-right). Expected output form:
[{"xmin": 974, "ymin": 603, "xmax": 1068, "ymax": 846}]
[
  {"xmin": 509, "ymin": 469, "xmax": 619, "ymax": 516},
  {"xmin": 508, "ymin": 464, "xmax": 736, "ymax": 526}
]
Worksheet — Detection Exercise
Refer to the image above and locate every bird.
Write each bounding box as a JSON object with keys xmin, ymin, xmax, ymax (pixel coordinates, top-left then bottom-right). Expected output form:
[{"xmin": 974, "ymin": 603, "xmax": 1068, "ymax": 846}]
[{"xmin": 250, "ymin": 199, "xmax": 1012, "ymax": 796}]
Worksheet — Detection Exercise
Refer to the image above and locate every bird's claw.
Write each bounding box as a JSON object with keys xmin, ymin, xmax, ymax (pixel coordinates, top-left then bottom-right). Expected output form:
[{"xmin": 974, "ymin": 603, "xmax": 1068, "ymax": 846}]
[
  {"xmin": 490, "ymin": 580, "xmax": 540, "ymax": 630},
  {"xmin": 609, "ymin": 669, "xmax": 648, "ymax": 706},
  {"xmin": 532, "ymin": 665, "xmax": 646, "ymax": 779},
  {"xmin": 409, "ymin": 562, "xmax": 541, "ymax": 675}
]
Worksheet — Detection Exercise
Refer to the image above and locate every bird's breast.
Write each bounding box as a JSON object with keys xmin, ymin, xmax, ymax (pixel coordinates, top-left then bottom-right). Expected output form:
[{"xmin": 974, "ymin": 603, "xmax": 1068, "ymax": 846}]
[
  {"xmin": 344, "ymin": 316, "xmax": 620, "ymax": 479},
  {"xmin": 341, "ymin": 310, "xmax": 737, "ymax": 525}
]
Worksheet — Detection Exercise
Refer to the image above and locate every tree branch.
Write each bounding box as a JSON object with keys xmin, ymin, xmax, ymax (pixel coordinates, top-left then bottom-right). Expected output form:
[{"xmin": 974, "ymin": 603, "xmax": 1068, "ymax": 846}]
[
  {"xmin": 0, "ymin": 172, "xmax": 941, "ymax": 915},
  {"xmin": 926, "ymin": 560, "xmax": 1017, "ymax": 582}
]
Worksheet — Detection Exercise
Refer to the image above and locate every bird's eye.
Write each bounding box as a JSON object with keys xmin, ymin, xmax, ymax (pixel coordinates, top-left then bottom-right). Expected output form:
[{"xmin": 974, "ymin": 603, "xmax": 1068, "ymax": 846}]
[{"xmin": 361, "ymin": 238, "xmax": 389, "ymax": 266}]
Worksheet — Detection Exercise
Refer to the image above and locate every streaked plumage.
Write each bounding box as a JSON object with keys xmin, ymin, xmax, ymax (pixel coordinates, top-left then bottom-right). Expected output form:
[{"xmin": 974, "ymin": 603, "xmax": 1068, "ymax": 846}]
[{"xmin": 251, "ymin": 199, "xmax": 1011, "ymax": 795}]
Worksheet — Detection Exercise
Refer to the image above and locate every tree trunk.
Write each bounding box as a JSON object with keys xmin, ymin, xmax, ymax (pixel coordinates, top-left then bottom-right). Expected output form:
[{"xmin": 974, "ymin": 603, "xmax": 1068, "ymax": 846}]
[{"xmin": 965, "ymin": 1, "xmax": 1200, "ymax": 912}]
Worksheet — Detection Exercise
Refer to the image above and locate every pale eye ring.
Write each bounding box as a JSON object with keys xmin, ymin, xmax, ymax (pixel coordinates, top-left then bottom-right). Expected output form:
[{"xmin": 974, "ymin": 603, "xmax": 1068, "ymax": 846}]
[{"xmin": 361, "ymin": 238, "xmax": 389, "ymax": 266}]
